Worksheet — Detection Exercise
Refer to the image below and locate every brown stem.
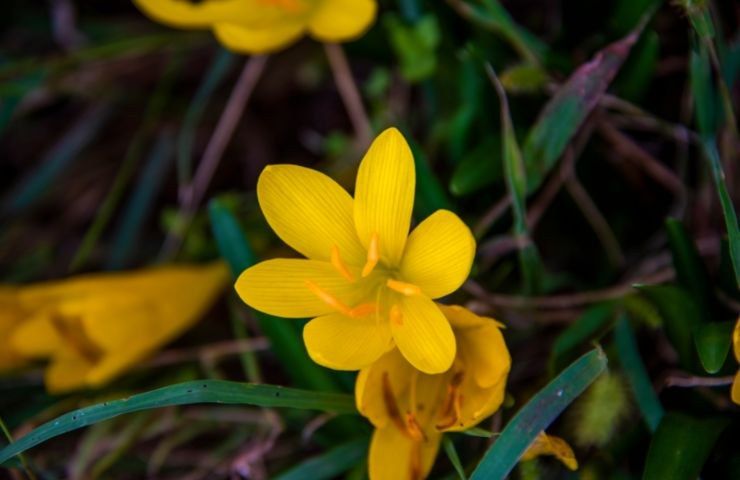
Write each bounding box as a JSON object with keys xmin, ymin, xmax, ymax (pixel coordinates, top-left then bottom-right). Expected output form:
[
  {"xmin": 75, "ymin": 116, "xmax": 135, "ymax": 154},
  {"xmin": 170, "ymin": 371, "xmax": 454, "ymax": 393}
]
[{"xmin": 324, "ymin": 43, "xmax": 373, "ymax": 149}]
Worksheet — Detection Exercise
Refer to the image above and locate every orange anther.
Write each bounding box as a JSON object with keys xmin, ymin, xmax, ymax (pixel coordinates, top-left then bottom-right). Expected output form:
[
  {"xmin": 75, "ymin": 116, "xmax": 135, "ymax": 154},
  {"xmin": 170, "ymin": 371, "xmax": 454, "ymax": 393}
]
[
  {"xmin": 348, "ymin": 303, "xmax": 378, "ymax": 318},
  {"xmin": 386, "ymin": 279, "xmax": 421, "ymax": 296},
  {"xmin": 331, "ymin": 245, "xmax": 355, "ymax": 282},
  {"xmin": 362, "ymin": 233, "xmax": 380, "ymax": 277},
  {"xmin": 304, "ymin": 280, "xmax": 352, "ymax": 316},
  {"xmin": 405, "ymin": 413, "xmax": 427, "ymax": 442},
  {"xmin": 390, "ymin": 305, "xmax": 403, "ymax": 325}
]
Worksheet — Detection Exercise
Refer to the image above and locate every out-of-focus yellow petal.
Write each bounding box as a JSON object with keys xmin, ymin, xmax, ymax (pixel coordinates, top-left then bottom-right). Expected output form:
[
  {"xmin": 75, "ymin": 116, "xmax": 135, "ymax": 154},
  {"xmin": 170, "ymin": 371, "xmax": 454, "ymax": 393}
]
[
  {"xmin": 355, "ymin": 348, "xmax": 414, "ymax": 428},
  {"xmin": 400, "ymin": 210, "xmax": 475, "ymax": 299},
  {"xmin": 521, "ymin": 431, "xmax": 578, "ymax": 471},
  {"xmin": 308, "ymin": 0, "xmax": 377, "ymax": 42},
  {"xmin": 213, "ymin": 22, "xmax": 304, "ymax": 54},
  {"xmin": 236, "ymin": 259, "xmax": 368, "ymax": 318},
  {"xmin": 0, "ymin": 288, "xmax": 29, "ymax": 370},
  {"xmin": 391, "ymin": 295, "xmax": 455, "ymax": 374},
  {"xmin": 45, "ymin": 351, "xmax": 94, "ymax": 394},
  {"xmin": 732, "ymin": 370, "xmax": 740, "ymax": 405},
  {"xmin": 303, "ymin": 313, "xmax": 392, "ymax": 370},
  {"xmin": 354, "ymin": 128, "xmax": 415, "ymax": 266},
  {"xmin": 257, "ymin": 165, "xmax": 365, "ymax": 264},
  {"xmin": 369, "ymin": 425, "xmax": 440, "ymax": 480},
  {"xmin": 134, "ymin": 0, "xmax": 251, "ymax": 28},
  {"xmin": 441, "ymin": 305, "xmax": 510, "ymax": 388},
  {"xmin": 733, "ymin": 317, "xmax": 740, "ymax": 362},
  {"xmin": 10, "ymin": 314, "xmax": 62, "ymax": 358}
]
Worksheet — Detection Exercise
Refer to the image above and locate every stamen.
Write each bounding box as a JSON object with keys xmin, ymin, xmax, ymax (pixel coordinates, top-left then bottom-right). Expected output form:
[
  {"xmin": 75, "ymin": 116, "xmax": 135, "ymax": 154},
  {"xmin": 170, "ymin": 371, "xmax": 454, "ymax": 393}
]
[
  {"xmin": 386, "ymin": 279, "xmax": 421, "ymax": 296},
  {"xmin": 390, "ymin": 305, "xmax": 403, "ymax": 325},
  {"xmin": 348, "ymin": 303, "xmax": 378, "ymax": 317},
  {"xmin": 436, "ymin": 371, "xmax": 465, "ymax": 430},
  {"xmin": 304, "ymin": 280, "xmax": 352, "ymax": 316},
  {"xmin": 331, "ymin": 245, "xmax": 355, "ymax": 282},
  {"xmin": 405, "ymin": 413, "xmax": 427, "ymax": 442},
  {"xmin": 362, "ymin": 233, "xmax": 380, "ymax": 277}
]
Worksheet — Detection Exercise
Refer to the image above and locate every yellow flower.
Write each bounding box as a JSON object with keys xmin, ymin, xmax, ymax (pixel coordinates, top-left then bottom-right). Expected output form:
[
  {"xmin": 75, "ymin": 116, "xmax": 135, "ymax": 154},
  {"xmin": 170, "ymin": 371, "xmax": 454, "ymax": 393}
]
[
  {"xmin": 236, "ymin": 128, "xmax": 476, "ymax": 374},
  {"xmin": 0, "ymin": 287, "xmax": 30, "ymax": 371},
  {"xmin": 731, "ymin": 317, "xmax": 740, "ymax": 404},
  {"xmin": 355, "ymin": 305, "xmax": 510, "ymax": 480},
  {"xmin": 7, "ymin": 262, "xmax": 229, "ymax": 393},
  {"xmin": 134, "ymin": 0, "xmax": 377, "ymax": 54},
  {"xmin": 520, "ymin": 431, "xmax": 578, "ymax": 471}
]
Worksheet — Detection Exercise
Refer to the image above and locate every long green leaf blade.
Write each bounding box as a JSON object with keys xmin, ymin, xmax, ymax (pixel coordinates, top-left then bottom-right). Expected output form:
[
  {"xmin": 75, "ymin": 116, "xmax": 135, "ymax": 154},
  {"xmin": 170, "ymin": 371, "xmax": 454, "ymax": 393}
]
[
  {"xmin": 470, "ymin": 348, "xmax": 608, "ymax": 480},
  {"xmin": 0, "ymin": 380, "xmax": 356, "ymax": 465}
]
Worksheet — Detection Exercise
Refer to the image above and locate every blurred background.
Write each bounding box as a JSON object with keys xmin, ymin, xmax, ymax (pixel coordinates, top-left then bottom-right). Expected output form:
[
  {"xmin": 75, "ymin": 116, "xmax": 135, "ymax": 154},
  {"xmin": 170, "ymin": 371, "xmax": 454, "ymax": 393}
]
[{"xmin": 1, "ymin": 0, "xmax": 739, "ymax": 478}]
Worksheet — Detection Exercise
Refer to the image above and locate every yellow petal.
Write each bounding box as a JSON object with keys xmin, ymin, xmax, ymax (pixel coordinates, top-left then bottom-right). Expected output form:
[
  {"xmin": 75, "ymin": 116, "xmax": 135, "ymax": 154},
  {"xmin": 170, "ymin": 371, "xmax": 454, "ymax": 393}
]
[
  {"xmin": 236, "ymin": 259, "xmax": 367, "ymax": 318},
  {"xmin": 392, "ymin": 295, "xmax": 455, "ymax": 374},
  {"xmin": 369, "ymin": 425, "xmax": 440, "ymax": 480},
  {"xmin": 354, "ymin": 128, "xmax": 415, "ymax": 266},
  {"xmin": 134, "ymin": 0, "xmax": 250, "ymax": 27},
  {"xmin": 45, "ymin": 351, "xmax": 94, "ymax": 394},
  {"xmin": 257, "ymin": 165, "xmax": 365, "ymax": 264},
  {"xmin": 440, "ymin": 305, "xmax": 510, "ymax": 388},
  {"xmin": 10, "ymin": 314, "xmax": 62, "ymax": 358},
  {"xmin": 308, "ymin": 0, "xmax": 377, "ymax": 42},
  {"xmin": 400, "ymin": 210, "xmax": 475, "ymax": 299},
  {"xmin": 213, "ymin": 22, "xmax": 305, "ymax": 54},
  {"xmin": 355, "ymin": 348, "xmax": 415, "ymax": 428},
  {"xmin": 732, "ymin": 370, "xmax": 740, "ymax": 405},
  {"xmin": 521, "ymin": 432, "xmax": 578, "ymax": 471},
  {"xmin": 303, "ymin": 313, "xmax": 392, "ymax": 370}
]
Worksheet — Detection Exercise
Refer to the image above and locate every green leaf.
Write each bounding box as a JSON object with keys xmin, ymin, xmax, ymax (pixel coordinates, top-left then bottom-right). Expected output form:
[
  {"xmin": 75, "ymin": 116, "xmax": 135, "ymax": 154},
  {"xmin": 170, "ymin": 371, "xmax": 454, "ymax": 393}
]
[
  {"xmin": 615, "ymin": 315, "xmax": 664, "ymax": 432},
  {"xmin": 615, "ymin": 30, "xmax": 659, "ymax": 101},
  {"xmin": 522, "ymin": 27, "xmax": 641, "ymax": 193},
  {"xmin": 274, "ymin": 437, "xmax": 368, "ymax": 480},
  {"xmin": 443, "ymin": 436, "xmax": 468, "ymax": 480},
  {"xmin": 638, "ymin": 285, "xmax": 704, "ymax": 370},
  {"xmin": 665, "ymin": 218, "xmax": 714, "ymax": 309},
  {"xmin": 690, "ymin": 45, "xmax": 719, "ymax": 136},
  {"xmin": 0, "ymin": 381, "xmax": 356, "ymax": 465},
  {"xmin": 550, "ymin": 303, "xmax": 615, "ymax": 374},
  {"xmin": 642, "ymin": 412, "xmax": 727, "ymax": 480},
  {"xmin": 449, "ymin": 137, "xmax": 503, "ymax": 196},
  {"xmin": 694, "ymin": 321, "xmax": 735, "ymax": 374},
  {"xmin": 385, "ymin": 13, "xmax": 440, "ymax": 83},
  {"xmin": 208, "ymin": 200, "xmax": 340, "ymax": 392},
  {"xmin": 470, "ymin": 348, "xmax": 608, "ymax": 480}
]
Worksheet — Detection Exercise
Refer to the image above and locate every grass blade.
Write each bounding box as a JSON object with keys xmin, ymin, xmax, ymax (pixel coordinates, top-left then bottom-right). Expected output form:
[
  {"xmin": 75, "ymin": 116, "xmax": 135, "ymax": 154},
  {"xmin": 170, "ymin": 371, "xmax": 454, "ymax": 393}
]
[
  {"xmin": 470, "ymin": 348, "xmax": 608, "ymax": 480},
  {"xmin": 642, "ymin": 412, "xmax": 727, "ymax": 480},
  {"xmin": 443, "ymin": 436, "xmax": 468, "ymax": 480},
  {"xmin": 522, "ymin": 26, "xmax": 642, "ymax": 193},
  {"xmin": 0, "ymin": 380, "xmax": 356, "ymax": 465},
  {"xmin": 274, "ymin": 437, "xmax": 368, "ymax": 480},
  {"xmin": 615, "ymin": 315, "xmax": 663, "ymax": 432}
]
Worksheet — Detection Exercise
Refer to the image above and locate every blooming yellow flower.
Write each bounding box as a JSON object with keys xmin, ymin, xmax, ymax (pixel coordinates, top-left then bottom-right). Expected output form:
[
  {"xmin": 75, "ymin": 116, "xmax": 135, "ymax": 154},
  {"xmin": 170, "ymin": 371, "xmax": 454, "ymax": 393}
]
[
  {"xmin": 355, "ymin": 305, "xmax": 510, "ymax": 480},
  {"xmin": 236, "ymin": 128, "xmax": 476, "ymax": 374},
  {"xmin": 134, "ymin": 0, "xmax": 377, "ymax": 54},
  {"xmin": 731, "ymin": 317, "xmax": 740, "ymax": 404},
  {"xmin": 520, "ymin": 431, "xmax": 578, "ymax": 471},
  {"xmin": 7, "ymin": 262, "xmax": 229, "ymax": 393}
]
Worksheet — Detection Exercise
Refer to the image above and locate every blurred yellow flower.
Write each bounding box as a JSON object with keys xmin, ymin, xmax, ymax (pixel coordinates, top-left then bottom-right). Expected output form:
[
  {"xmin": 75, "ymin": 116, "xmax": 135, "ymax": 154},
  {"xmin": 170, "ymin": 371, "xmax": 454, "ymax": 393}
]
[
  {"xmin": 731, "ymin": 317, "xmax": 740, "ymax": 404},
  {"xmin": 236, "ymin": 128, "xmax": 476, "ymax": 374},
  {"xmin": 134, "ymin": 0, "xmax": 377, "ymax": 54},
  {"xmin": 6, "ymin": 262, "xmax": 228, "ymax": 394},
  {"xmin": 355, "ymin": 305, "xmax": 510, "ymax": 480},
  {"xmin": 520, "ymin": 431, "xmax": 578, "ymax": 471}
]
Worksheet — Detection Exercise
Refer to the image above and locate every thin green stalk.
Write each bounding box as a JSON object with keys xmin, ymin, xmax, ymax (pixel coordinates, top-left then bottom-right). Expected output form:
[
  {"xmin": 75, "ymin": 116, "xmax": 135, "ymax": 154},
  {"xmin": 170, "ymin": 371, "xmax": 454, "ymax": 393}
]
[{"xmin": 0, "ymin": 415, "xmax": 36, "ymax": 480}]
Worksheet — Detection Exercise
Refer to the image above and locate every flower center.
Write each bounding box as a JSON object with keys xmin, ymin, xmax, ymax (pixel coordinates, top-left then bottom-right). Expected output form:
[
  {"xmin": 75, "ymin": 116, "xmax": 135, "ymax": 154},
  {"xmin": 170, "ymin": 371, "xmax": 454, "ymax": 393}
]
[
  {"xmin": 307, "ymin": 234, "xmax": 424, "ymax": 320},
  {"xmin": 381, "ymin": 371, "xmax": 428, "ymax": 442}
]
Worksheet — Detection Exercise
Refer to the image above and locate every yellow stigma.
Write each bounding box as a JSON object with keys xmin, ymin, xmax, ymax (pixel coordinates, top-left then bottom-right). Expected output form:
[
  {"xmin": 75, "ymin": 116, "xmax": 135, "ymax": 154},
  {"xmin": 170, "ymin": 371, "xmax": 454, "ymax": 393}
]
[
  {"xmin": 362, "ymin": 232, "xmax": 380, "ymax": 277},
  {"xmin": 305, "ymin": 280, "xmax": 376, "ymax": 318},
  {"xmin": 331, "ymin": 245, "xmax": 355, "ymax": 282},
  {"xmin": 386, "ymin": 279, "xmax": 421, "ymax": 296}
]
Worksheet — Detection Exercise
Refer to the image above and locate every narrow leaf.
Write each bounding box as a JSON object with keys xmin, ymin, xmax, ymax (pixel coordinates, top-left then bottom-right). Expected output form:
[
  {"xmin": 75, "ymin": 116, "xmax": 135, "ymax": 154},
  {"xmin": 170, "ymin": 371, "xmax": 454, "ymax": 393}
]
[
  {"xmin": 665, "ymin": 218, "xmax": 714, "ymax": 309},
  {"xmin": 470, "ymin": 348, "xmax": 608, "ymax": 480},
  {"xmin": 274, "ymin": 437, "xmax": 368, "ymax": 480},
  {"xmin": 443, "ymin": 436, "xmax": 468, "ymax": 480},
  {"xmin": 0, "ymin": 380, "xmax": 356, "ymax": 465},
  {"xmin": 642, "ymin": 412, "xmax": 727, "ymax": 480},
  {"xmin": 694, "ymin": 321, "xmax": 734, "ymax": 374},
  {"xmin": 550, "ymin": 303, "xmax": 615, "ymax": 374},
  {"xmin": 615, "ymin": 315, "xmax": 664, "ymax": 432},
  {"xmin": 522, "ymin": 27, "xmax": 641, "ymax": 192}
]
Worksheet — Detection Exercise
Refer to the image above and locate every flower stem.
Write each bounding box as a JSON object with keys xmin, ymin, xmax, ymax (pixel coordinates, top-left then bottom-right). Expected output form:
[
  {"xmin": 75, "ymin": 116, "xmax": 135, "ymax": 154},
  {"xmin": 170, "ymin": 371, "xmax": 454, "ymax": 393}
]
[{"xmin": 324, "ymin": 43, "xmax": 373, "ymax": 149}]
